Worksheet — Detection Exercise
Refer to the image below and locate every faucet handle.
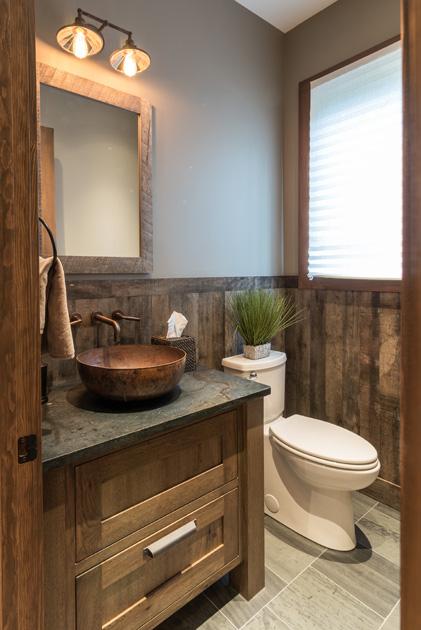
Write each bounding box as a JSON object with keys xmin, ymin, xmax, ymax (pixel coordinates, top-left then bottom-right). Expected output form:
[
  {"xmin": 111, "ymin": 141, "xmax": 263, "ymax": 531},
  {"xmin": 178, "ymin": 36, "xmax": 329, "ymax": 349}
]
[
  {"xmin": 111, "ymin": 310, "xmax": 141, "ymax": 322},
  {"xmin": 70, "ymin": 312, "xmax": 83, "ymax": 327}
]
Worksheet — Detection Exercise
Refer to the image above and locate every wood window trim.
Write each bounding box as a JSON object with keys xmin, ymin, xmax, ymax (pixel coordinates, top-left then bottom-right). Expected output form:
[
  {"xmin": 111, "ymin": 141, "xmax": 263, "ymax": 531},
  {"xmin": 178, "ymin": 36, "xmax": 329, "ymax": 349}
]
[{"xmin": 298, "ymin": 35, "xmax": 402, "ymax": 293}]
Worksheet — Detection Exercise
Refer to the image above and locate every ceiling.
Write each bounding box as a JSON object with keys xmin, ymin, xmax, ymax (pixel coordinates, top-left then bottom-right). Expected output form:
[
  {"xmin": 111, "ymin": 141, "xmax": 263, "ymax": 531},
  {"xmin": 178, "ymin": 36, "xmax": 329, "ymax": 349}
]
[{"xmin": 235, "ymin": 0, "xmax": 338, "ymax": 33}]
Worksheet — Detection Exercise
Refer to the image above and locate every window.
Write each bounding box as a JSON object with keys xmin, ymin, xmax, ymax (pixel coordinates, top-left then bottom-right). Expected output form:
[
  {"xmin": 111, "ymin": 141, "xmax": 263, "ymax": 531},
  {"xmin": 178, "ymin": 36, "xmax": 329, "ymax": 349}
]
[{"xmin": 299, "ymin": 38, "xmax": 402, "ymax": 290}]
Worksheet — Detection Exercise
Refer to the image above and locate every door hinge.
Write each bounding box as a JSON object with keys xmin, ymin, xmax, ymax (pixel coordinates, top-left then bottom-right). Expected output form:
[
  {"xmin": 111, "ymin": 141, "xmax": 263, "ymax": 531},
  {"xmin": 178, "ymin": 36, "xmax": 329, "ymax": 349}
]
[{"xmin": 18, "ymin": 434, "xmax": 38, "ymax": 464}]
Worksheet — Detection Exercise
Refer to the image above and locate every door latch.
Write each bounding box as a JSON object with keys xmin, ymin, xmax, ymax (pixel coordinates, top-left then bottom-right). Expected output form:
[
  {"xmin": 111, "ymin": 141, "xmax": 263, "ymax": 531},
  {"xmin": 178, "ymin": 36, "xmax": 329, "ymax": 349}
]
[{"xmin": 18, "ymin": 434, "xmax": 38, "ymax": 464}]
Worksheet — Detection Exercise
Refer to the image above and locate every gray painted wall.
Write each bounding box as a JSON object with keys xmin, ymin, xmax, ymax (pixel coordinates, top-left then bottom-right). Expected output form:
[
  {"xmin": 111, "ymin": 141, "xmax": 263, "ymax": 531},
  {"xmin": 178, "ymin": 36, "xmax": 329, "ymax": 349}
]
[
  {"xmin": 282, "ymin": 0, "xmax": 401, "ymax": 274},
  {"xmin": 35, "ymin": 0, "xmax": 284, "ymax": 278}
]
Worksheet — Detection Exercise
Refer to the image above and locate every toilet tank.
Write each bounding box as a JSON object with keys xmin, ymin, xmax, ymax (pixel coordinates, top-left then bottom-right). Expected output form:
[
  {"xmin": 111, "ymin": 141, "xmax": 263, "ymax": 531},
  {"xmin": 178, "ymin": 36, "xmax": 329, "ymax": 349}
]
[{"xmin": 222, "ymin": 351, "xmax": 286, "ymax": 423}]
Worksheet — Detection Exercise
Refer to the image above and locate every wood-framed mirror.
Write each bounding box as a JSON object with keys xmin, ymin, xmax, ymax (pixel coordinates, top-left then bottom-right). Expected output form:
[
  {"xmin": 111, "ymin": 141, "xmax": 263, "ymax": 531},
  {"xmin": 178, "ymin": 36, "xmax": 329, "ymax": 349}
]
[{"xmin": 37, "ymin": 62, "xmax": 152, "ymax": 274}]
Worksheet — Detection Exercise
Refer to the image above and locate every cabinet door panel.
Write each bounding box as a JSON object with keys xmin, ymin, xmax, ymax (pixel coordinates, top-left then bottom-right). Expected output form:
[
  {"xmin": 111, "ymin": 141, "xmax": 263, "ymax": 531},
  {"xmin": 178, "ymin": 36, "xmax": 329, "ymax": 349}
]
[
  {"xmin": 76, "ymin": 489, "xmax": 239, "ymax": 630},
  {"xmin": 75, "ymin": 412, "xmax": 238, "ymax": 559}
]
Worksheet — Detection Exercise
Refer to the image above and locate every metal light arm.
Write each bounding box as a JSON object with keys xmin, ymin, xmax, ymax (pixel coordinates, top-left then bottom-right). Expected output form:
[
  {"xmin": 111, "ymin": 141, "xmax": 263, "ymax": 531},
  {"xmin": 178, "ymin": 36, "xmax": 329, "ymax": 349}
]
[{"xmin": 77, "ymin": 8, "xmax": 133, "ymax": 39}]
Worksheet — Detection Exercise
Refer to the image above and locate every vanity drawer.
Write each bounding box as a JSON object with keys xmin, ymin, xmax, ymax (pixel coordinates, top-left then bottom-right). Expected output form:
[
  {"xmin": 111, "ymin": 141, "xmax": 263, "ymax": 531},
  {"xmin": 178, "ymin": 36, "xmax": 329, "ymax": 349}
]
[
  {"xmin": 76, "ymin": 489, "xmax": 239, "ymax": 630},
  {"xmin": 75, "ymin": 411, "xmax": 238, "ymax": 560}
]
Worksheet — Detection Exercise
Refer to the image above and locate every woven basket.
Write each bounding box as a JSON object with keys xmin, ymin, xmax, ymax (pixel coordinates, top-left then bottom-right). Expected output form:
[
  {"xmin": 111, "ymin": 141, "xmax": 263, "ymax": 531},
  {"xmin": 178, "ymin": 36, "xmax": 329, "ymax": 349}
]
[{"xmin": 151, "ymin": 335, "xmax": 197, "ymax": 372}]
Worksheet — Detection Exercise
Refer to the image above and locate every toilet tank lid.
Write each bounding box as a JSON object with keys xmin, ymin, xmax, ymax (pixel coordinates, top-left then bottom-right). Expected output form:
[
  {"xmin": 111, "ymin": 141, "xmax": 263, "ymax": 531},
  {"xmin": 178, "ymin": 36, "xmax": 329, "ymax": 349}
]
[{"xmin": 222, "ymin": 350, "xmax": 286, "ymax": 372}]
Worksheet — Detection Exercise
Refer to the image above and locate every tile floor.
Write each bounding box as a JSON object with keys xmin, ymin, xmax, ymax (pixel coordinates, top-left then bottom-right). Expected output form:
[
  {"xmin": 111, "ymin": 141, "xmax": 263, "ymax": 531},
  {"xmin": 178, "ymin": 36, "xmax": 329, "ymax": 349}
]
[{"xmin": 158, "ymin": 493, "xmax": 400, "ymax": 630}]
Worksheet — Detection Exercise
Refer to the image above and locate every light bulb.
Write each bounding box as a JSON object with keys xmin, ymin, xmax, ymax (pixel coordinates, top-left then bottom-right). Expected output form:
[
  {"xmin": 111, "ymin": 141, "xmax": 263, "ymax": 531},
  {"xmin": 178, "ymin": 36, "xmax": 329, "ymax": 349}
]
[
  {"xmin": 73, "ymin": 28, "xmax": 89, "ymax": 59},
  {"xmin": 122, "ymin": 51, "xmax": 137, "ymax": 77},
  {"xmin": 110, "ymin": 38, "xmax": 151, "ymax": 77}
]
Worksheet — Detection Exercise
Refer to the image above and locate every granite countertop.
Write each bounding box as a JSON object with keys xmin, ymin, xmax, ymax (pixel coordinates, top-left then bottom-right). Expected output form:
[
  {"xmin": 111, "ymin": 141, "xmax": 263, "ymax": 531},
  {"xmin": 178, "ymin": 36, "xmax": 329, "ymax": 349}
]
[{"xmin": 42, "ymin": 368, "xmax": 270, "ymax": 470}]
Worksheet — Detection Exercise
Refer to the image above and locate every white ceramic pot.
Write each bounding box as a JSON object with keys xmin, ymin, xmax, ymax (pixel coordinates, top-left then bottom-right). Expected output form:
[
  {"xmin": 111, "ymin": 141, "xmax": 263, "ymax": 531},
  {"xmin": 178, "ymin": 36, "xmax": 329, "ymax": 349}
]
[{"xmin": 243, "ymin": 342, "xmax": 271, "ymax": 360}]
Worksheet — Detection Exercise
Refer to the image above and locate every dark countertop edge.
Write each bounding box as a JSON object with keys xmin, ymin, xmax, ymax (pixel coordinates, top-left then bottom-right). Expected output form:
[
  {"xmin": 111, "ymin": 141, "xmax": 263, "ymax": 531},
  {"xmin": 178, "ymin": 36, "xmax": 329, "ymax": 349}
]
[{"xmin": 42, "ymin": 384, "xmax": 270, "ymax": 472}]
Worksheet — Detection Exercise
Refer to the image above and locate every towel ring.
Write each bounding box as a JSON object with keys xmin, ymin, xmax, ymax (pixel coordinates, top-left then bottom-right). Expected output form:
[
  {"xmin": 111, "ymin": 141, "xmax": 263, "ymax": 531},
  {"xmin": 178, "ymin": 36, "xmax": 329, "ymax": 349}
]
[{"xmin": 38, "ymin": 216, "xmax": 58, "ymax": 270}]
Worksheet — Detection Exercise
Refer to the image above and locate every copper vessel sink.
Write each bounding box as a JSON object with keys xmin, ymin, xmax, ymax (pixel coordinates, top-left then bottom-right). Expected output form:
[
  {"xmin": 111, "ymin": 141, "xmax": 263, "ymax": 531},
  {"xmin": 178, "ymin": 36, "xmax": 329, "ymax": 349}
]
[{"xmin": 77, "ymin": 345, "xmax": 186, "ymax": 401}]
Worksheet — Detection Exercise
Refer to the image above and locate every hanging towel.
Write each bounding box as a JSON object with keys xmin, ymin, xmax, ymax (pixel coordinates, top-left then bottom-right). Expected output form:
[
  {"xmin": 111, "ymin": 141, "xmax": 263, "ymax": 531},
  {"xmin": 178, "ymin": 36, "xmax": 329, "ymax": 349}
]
[
  {"xmin": 39, "ymin": 256, "xmax": 52, "ymax": 334},
  {"xmin": 39, "ymin": 256, "xmax": 75, "ymax": 359}
]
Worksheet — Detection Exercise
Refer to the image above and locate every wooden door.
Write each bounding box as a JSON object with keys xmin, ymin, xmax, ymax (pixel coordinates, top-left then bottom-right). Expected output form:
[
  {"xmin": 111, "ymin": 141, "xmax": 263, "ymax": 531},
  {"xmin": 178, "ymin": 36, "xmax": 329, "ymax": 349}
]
[
  {"xmin": 401, "ymin": 1, "xmax": 421, "ymax": 628},
  {"xmin": 0, "ymin": 0, "xmax": 42, "ymax": 628}
]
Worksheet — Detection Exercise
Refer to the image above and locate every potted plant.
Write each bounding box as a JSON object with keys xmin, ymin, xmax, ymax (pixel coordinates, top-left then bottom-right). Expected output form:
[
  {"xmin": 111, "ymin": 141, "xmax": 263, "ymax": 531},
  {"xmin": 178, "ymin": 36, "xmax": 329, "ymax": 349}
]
[{"xmin": 228, "ymin": 290, "xmax": 303, "ymax": 360}]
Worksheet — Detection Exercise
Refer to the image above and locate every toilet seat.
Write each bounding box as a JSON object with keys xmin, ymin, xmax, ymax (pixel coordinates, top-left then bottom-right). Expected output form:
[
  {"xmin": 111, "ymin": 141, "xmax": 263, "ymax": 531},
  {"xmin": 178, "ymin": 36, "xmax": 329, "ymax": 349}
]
[
  {"xmin": 270, "ymin": 415, "xmax": 379, "ymax": 471},
  {"xmin": 271, "ymin": 434, "xmax": 380, "ymax": 471}
]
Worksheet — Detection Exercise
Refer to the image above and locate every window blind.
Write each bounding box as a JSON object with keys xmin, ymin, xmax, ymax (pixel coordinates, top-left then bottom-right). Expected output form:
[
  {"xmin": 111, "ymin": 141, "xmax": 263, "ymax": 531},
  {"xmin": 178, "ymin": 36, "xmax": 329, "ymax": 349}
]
[{"xmin": 308, "ymin": 42, "xmax": 402, "ymax": 281}]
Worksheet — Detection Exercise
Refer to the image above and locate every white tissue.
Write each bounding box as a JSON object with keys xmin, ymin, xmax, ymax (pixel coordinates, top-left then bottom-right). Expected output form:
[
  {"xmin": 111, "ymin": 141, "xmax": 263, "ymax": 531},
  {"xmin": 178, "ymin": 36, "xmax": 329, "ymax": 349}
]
[{"xmin": 166, "ymin": 311, "xmax": 188, "ymax": 338}]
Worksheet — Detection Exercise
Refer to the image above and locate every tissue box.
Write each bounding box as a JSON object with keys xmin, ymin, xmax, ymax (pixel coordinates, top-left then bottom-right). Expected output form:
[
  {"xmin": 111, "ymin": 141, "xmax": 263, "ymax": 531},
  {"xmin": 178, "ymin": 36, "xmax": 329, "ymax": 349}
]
[{"xmin": 151, "ymin": 335, "xmax": 197, "ymax": 372}]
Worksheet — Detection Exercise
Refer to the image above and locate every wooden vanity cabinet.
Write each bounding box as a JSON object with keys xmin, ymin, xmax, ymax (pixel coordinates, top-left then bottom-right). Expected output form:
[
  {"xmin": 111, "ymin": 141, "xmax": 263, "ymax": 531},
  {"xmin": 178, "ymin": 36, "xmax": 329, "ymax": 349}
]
[{"xmin": 43, "ymin": 398, "xmax": 264, "ymax": 630}]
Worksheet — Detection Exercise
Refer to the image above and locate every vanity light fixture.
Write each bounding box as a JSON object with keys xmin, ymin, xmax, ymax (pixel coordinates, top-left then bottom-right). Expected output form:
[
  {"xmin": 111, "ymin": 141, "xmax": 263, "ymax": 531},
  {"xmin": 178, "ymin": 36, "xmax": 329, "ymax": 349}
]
[{"xmin": 56, "ymin": 8, "xmax": 151, "ymax": 77}]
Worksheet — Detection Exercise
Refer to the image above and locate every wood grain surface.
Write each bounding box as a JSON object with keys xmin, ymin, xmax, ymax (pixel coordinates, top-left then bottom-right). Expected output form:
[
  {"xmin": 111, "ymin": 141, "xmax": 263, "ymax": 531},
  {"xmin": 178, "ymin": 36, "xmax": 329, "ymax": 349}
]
[
  {"xmin": 0, "ymin": 1, "xmax": 43, "ymax": 627},
  {"xmin": 401, "ymin": 1, "xmax": 421, "ymax": 627}
]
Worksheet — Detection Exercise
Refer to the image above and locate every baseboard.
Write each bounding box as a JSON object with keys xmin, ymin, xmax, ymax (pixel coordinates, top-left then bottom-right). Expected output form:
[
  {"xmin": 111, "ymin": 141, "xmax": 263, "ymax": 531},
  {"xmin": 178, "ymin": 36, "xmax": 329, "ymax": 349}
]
[{"xmin": 362, "ymin": 477, "xmax": 400, "ymax": 511}]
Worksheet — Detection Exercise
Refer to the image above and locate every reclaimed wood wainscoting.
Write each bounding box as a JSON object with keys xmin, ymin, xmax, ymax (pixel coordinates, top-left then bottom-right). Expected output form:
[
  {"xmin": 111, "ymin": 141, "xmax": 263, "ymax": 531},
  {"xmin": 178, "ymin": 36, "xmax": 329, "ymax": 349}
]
[
  {"xmin": 285, "ymin": 285, "xmax": 401, "ymax": 510},
  {"xmin": 44, "ymin": 275, "xmax": 400, "ymax": 508}
]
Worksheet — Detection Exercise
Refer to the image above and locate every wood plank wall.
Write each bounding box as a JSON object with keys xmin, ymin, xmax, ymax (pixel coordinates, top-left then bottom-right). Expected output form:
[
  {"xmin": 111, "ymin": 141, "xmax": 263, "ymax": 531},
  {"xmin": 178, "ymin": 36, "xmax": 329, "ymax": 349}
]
[
  {"xmin": 44, "ymin": 276, "xmax": 400, "ymax": 507},
  {"xmin": 285, "ymin": 288, "xmax": 401, "ymax": 509},
  {"xmin": 44, "ymin": 277, "xmax": 289, "ymax": 387}
]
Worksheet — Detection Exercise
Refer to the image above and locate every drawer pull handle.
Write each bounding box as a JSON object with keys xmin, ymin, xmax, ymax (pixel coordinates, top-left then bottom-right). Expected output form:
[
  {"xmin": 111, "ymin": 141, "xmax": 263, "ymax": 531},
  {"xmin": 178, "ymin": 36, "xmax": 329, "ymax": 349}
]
[{"xmin": 144, "ymin": 520, "xmax": 198, "ymax": 558}]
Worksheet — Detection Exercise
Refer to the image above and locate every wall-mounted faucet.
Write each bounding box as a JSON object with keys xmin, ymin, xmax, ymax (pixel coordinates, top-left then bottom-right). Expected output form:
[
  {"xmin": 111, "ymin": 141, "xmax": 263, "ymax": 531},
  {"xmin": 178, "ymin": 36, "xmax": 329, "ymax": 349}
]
[
  {"xmin": 111, "ymin": 310, "xmax": 141, "ymax": 323},
  {"xmin": 91, "ymin": 311, "xmax": 141, "ymax": 345},
  {"xmin": 92, "ymin": 312, "xmax": 121, "ymax": 344}
]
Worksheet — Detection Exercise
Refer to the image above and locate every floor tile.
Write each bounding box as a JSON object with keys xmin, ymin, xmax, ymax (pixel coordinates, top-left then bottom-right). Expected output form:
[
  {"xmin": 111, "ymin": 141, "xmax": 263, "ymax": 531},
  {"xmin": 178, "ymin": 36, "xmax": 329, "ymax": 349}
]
[
  {"xmin": 353, "ymin": 491, "xmax": 378, "ymax": 521},
  {"xmin": 358, "ymin": 503, "xmax": 400, "ymax": 565},
  {"xmin": 268, "ymin": 566, "xmax": 383, "ymax": 630},
  {"xmin": 314, "ymin": 545, "xmax": 400, "ymax": 617},
  {"xmin": 205, "ymin": 567, "xmax": 286, "ymax": 629},
  {"xmin": 381, "ymin": 602, "xmax": 400, "ymax": 630},
  {"xmin": 264, "ymin": 515, "xmax": 325, "ymax": 583},
  {"xmin": 159, "ymin": 498, "xmax": 400, "ymax": 629},
  {"xmin": 157, "ymin": 594, "xmax": 233, "ymax": 629},
  {"xmin": 244, "ymin": 607, "xmax": 290, "ymax": 629},
  {"xmin": 376, "ymin": 502, "xmax": 400, "ymax": 522}
]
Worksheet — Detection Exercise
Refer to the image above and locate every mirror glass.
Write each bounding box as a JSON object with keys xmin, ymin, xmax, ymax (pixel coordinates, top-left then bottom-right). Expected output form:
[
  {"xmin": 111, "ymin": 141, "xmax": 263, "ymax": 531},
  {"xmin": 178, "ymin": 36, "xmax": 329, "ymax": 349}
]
[{"xmin": 40, "ymin": 84, "xmax": 140, "ymax": 258}]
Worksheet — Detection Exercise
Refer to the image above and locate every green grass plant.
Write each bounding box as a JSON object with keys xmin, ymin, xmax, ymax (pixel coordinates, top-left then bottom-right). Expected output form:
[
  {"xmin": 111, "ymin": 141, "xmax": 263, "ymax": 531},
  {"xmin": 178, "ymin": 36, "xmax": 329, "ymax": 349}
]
[{"xmin": 228, "ymin": 290, "xmax": 304, "ymax": 346}]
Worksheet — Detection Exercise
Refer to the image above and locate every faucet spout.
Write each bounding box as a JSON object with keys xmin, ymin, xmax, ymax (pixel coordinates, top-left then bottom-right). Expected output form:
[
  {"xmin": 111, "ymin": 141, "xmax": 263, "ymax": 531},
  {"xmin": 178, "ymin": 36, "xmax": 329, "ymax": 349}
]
[{"xmin": 92, "ymin": 312, "xmax": 121, "ymax": 344}]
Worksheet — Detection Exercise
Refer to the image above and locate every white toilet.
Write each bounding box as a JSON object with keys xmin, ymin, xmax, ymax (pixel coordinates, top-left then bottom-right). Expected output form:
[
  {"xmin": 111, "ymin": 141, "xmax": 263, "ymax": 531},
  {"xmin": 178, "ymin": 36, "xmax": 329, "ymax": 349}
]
[{"xmin": 222, "ymin": 351, "xmax": 380, "ymax": 551}]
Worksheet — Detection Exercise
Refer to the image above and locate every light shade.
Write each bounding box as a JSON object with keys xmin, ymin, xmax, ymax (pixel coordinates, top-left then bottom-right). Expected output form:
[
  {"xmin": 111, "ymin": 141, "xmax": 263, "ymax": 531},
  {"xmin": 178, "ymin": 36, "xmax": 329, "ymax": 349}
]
[
  {"xmin": 56, "ymin": 20, "xmax": 104, "ymax": 59},
  {"xmin": 110, "ymin": 39, "xmax": 151, "ymax": 77}
]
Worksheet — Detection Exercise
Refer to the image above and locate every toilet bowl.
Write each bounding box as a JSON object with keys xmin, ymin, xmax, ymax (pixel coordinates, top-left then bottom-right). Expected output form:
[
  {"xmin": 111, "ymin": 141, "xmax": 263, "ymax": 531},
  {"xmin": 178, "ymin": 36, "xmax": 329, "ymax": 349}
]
[
  {"xmin": 222, "ymin": 351, "xmax": 380, "ymax": 551},
  {"xmin": 265, "ymin": 416, "xmax": 380, "ymax": 550}
]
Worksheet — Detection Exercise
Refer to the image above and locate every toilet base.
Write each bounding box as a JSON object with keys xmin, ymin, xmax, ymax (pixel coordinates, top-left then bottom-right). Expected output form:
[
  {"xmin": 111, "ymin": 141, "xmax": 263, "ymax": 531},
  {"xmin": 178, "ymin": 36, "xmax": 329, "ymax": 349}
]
[
  {"xmin": 264, "ymin": 425, "xmax": 359, "ymax": 551},
  {"xmin": 264, "ymin": 487, "xmax": 356, "ymax": 551}
]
